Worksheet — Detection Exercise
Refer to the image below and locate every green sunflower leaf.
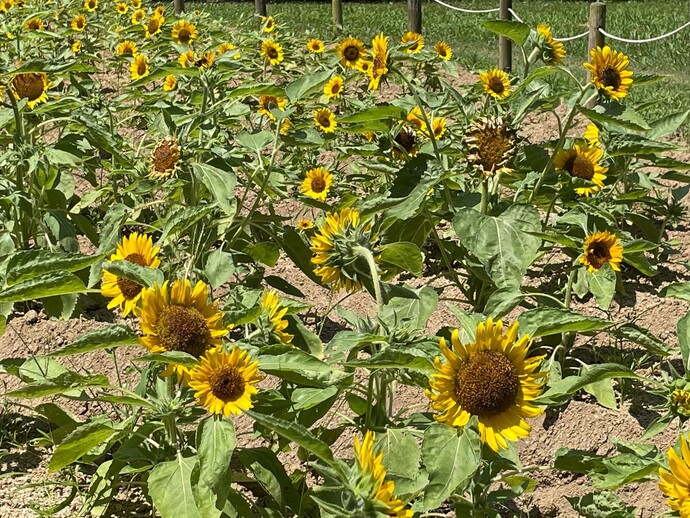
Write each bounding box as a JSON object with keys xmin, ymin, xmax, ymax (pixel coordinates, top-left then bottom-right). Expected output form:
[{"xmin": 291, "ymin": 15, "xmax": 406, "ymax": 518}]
[
  {"xmin": 47, "ymin": 325, "xmax": 139, "ymax": 357},
  {"xmin": 518, "ymin": 308, "xmax": 611, "ymax": 337},
  {"xmin": 103, "ymin": 260, "xmax": 164, "ymax": 289},
  {"xmin": 482, "ymin": 20, "xmax": 531, "ymax": 46},
  {"xmin": 5, "ymin": 250, "xmax": 102, "ymax": 285},
  {"xmin": 0, "ymin": 271, "xmax": 87, "ymax": 303},
  {"xmin": 149, "ymin": 454, "xmax": 202, "ymax": 518},
  {"xmin": 49, "ymin": 420, "xmax": 118, "ymax": 472}
]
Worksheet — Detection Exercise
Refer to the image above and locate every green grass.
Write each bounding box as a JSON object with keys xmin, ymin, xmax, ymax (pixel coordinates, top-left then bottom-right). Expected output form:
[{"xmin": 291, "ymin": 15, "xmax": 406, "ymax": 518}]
[{"xmin": 192, "ymin": 0, "xmax": 690, "ymax": 126}]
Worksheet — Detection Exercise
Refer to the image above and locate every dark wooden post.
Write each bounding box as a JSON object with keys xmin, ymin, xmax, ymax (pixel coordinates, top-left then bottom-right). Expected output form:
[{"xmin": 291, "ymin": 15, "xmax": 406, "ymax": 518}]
[
  {"xmin": 407, "ymin": 0, "xmax": 422, "ymax": 34},
  {"xmin": 587, "ymin": 1, "xmax": 606, "ymax": 107},
  {"xmin": 174, "ymin": 0, "xmax": 183, "ymax": 15},
  {"xmin": 333, "ymin": 0, "xmax": 343, "ymax": 33},
  {"xmin": 498, "ymin": 0, "xmax": 512, "ymax": 72},
  {"xmin": 255, "ymin": 0, "xmax": 267, "ymax": 17}
]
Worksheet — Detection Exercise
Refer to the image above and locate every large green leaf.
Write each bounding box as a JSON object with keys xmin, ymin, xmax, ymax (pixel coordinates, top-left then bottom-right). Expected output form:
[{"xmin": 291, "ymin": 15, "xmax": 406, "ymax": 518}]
[
  {"xmin": 134, "ymin": 351, "xmax": 199, "ymax": 368},
  {"xmin": 344, "ymin": 349, "xmax": 434, "ymax": 371},
  {"xmin": 339, "ymin": 105, "xmax": 406, "ymax": 124},
  {"xmin": 49, "ymin": 420, "xmax": 117, "ymax": 472},
  {"xmin": 482, "ymin": 20, "xmax": 531, "ymax": 46},
  {"xmin": 48, "ymin": 325, "xmax": 139, "ymax": 357},
  {"xmin": 291, "ymin": 386, "xmax": 339, "ymax": 411},
  {"xmin": 377, "ymin": 429, "xmax": 426, "ymax": 496},
  {"xmin": 611, "ymin": 324, "xmax": 670, "ymax": 357},
  {"xmin": 103, "ymin": 260, "xmax": 163, "ymax": 289},
  {"xmin": 567, "ymin": 491, "xmax": 635, "ymax": 518},
  {"xmin": 661, "ymin": 282, "xmax": 690, "ymax": 301},
  {"xmin": 6, "ymin": 251, "xmax": 101, "ymax": 284},
  {"xmin": 0, "ymin": 271, "xmax": 87, "ymax": 303},
  {"xmin": 536, "ymin": 363, "xmax": 640, "ymax": 405},
  {"xmin": 7, "ymin": 372, "xmax": 110, "ymax": 398},
  {"xmin": 648, "ymin": 110, "xmax": 690, "ymax": 140},
  {"xmin": 379, "ymin": 242, "xmax": 423, "ymax": 277},
  {"xmin": 518, "ymin": 308, "xmax": 611, "ymax": 338},
  {"xmin": 258, "ymin": 345, "xmax": 351, "ymax": 387},
  {"xmin": 280, "ymin": 227, "xmax": 322, "ymax": 284},
  {"xmin": 285, "ymin": 69, "xmax": 333, "ymax": 102},
  {"xmin": 159, "ymin": 205, "xmax": 215, "ymax": 243},
  {"xmin": 149, "ymin": 454, "xmax": 202, "ymax": 518},
  {"xmin": 678, "ymin": 309, "xmax": 690, "ymax": 373},
  {"xmin": 192, "ymin": 163, "xmax": 237, "ymax": 218},
  {"xmin": 587, "ymin": 264, "xmax": 616, "ymax": 310}
]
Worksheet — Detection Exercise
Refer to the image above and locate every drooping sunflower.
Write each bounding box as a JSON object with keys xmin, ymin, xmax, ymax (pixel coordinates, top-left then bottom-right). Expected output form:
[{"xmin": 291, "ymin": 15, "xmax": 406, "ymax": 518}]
[
  {"xmin": 401, "ymin": 31, "xmax": 424, "ymax": 54},
  {"xmin": 479, "ymin": 68, "xmax": 511, "ymax": 100},
  {"xmin": 188, "ymin": 346, "xmax": 263, "ymax": 416},
  {"xmin": 71, "ymin": 40, "xmax": 81, "ymax": 53},
  {"xmin": 130, "ymin": 53, "xmax": 149, "ymax": 81},
  {"xmin": 297, "ymin": 219, "xmax": 314, "ymax": 231},
  {"xmin": 307, "ymin": 38, "xmax": 324, "ymax": 53},
  {"xmin": 554, "ymin": 142, "xmax": 607, "ymax": 196},
  {"xmin": 115, "ymin": 2, "xmax": 128, "ymax": 14},
  {"xmin": 465, "ymin": 116, "xmax": 517, "ymax": 177},
  {"xmin": 583, "ymin": 46, "xmax": 633, "ymax": 101},
  {"xmin": 368, "ymin": 33, "xmax": 389, "ymax": 91},
  {"xmin": 260, "ymin": 290, "xmax": 294, "ymax": 345},
  {"xmin": 536, "ymin": 23, "xmax": 566, "ymax": 66},
  {"xmin": 163, "ymin": 75, "xmax": 177, "ymax": 92},
  {"xmin": 101, "ymin": 232, "xmax": 161, "ymax": 317},
  {"xmin": 435, "ymin": 41, "xmax": 452, "ymax": 61},
  {"xmin": 10, "ymin": 72, "xmax": 50, "ymax": 109},
  {"xmin": 171, "ymin": 20, "xmax": 196, "ymax": 45},
  {"xmin": 323, "ymin": 76, "xmax": 343, "ymax": 100},
  {"xmin": 261, "ymin": 15, "xmax": 276, "ymax": 33},
  {"xmin": 337, "ymin": 37, "xmax": 366, "ymax": 69},
  {"xmin": 257, "ymin": 94, "xmax": 287, "ymax": 120},
  {"xmin": 71, "ymin": 14, "xmax": 86, "ymax": 31},
  {"xmin": 659, "ymin": 435, "xmax": 690, "ymax": 517},
  {"xmin": 131, "ymin": 8, "xmax": 145, "ymax": 24},
  {"xmin": 354, "ymin": 432, "xmax": 413, "ymax": 518},
  {"xmin": 310, "ymin": 208, "xmax": 378, "ymax": 293},
  {"xmin": 117, "ymin": 40, "xmax": 137, "ymax": 56},
  {"xmin": 83, "ymin": 0, "xmax": 97, "ymax": 12},
  {"xmin": 580, "ymin": 231, "xmax": 623, "ymax": 272},
  {"xmin": 144, "ymin": 14, "xmax": 164, "ymax": 38},
  {"xmin": 426, "ymin": 318, "xmax": 547, "ymax": 452},
  {"xmin": 391, "ymin": 126, "xmax": 418, "ymax": 160},
  {"xmin": 261, "ymin": 39, "xmax": 283, "ymax": 66},
  {"xmin": 314, "ymin": 107, "xmax": 336, "ymax": 133},
  {"xmin": 136, "ymin": 279, "xmax": 230, "ymax": 383},
  {"xmin": 23, "ymin": 18, "xmax": 44, "ymax": 30},
  {"xmin": 150, "ymin": 136, "xmax": 181, "ymax": 179},
  {"xmin": 301, "ymin": 167, "xmax": 333, "ymax": 201},
  {"xmin": 584, "ymin": 124, "xmax": 601, "ymax": 148}
]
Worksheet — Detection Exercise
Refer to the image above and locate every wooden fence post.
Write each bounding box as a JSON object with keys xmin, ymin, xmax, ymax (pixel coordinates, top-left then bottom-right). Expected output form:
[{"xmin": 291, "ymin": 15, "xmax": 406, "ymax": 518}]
[
  {"xmin": 498, "ymin": 0, "xmax": 512, "ymax": 72},
  {"xmin": 333, "ymin": 0, "xmax": 343, "ymax": 33},
  {"xmin": 408, "ymin": 0, "xmax": 422, "ymax": 34},
  {"xmin": 587, "ymin": 1, "xmax": 606, "ymax": 107},
  {"xmin": 255, "ymin": 0, "xmax": 267, "ymax": 17},
  {"xmin": 174, "ymin": 0, "xmax": 184, "ymax": 15}
]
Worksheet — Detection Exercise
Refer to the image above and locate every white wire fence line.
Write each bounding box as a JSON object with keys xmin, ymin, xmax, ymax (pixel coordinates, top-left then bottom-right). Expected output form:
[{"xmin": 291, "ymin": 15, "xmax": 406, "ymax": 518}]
[{"xmin": 430, "ymin": 0, "xmax": 690, "ymax": 44}]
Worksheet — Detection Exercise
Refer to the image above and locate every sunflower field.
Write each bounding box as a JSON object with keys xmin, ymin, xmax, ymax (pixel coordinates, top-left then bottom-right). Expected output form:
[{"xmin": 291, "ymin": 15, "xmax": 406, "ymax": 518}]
[{"xmin": 2, "ymin": 0, "xmax": 690, "ymax": 516}]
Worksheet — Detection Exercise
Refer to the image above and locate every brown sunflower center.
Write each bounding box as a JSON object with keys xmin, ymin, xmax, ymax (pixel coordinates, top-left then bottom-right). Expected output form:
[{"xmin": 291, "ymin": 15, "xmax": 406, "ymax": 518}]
[
  {"xmin": 318, "ymin": 114, "xmax": 332, "ymax": 128},
  {"xmin": 330, "ymin": 83, "xmax": 341, "ymax": 94},
  {"xmin": 439, "ymin": 49, "xmax": 448, "ymax": 57},
  {"xmin": 408, "ymin": 40, "xmax": 420, "ymax": 51},
  {"xmin": 395, "ymin": 128, "xmax": 417, "ymax": 153},
  {"xmin": 601, "ymin": 67, "xmax": 621, "ymax": 90},
  {"xmin": 310, "ymin": 177, "xmax": 326, "ymax": 193},
  {"xmin": 266, "ymin": 46, "xmax": 278, "ymax": 59},
  {"xmin": 177, "ymin": 27, "xmax": 191, "ymax": 43},
  {"xmin": 566, "ymin": 155, "xmax": 595, "ymax": 180},
  {"xmin": 156, "ymin": 305, "xmax": 211, "ymax": 358},
  {"xmin": 147, "ymin": 19, "xmax": 160, "ymax": 34},
  {"xmin": 76, "ymin": 19, "xmax": 84, "ymax": 28},
  {"xmin": 468, "ymin": 126, "xmax": 514, "ymax": 173},
  {"xmin": 210, "ymin": 365, "xmax": 246, "ymax": 402},
  {"xmin": 12, "ymin": 73, "xmax": 45, "ymax": 102},
  {"xmin": 137, "ymin": 59, "xmax": 147, "ymax": 76},
  {"xmin": 343, "ymin": 45, "xmax": 360, "ymax": 61},
  {"xmin": 152, "ymin": 140, "xmax": 179, "ymax": 173},
  {"xmin": 116, "ymin": 252, "xmax": 147, "ymax": 300},
  {"xmin": 586, "ymin": 241, "xmax": 611, "ymax": 270},
  {"xmin": 454, "ymin": 350, "xmax": 519, "ymax": 417},
  {"xmin": 28, "ymin": 19, "xmax": 41, "ymax": 29},
  {"xmin": 488, "ymin": 76, "xmax": 505, "ymax": 95},
  {"xmin": 88, "ymin": 0, "xmax": 96, "ymax": 7}
]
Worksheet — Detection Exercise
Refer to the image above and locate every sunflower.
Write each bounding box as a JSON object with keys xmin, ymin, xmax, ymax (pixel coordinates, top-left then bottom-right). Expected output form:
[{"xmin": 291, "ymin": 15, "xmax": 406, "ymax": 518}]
[
  {"xmin": 430, "ymin": 117, "xmax": 447, "ymax": 140},
  {"xmin": 150, "ymin": 136, "xmax": 181, "ymax": 179},
  {"xmin": 479, "ymin": 68, "xmax": 511, "ymax": 100},
  {"xmin": 261, "ymin": 15, "xmax": 276, "ymax": 33},
  {"xmin": 392, "ymin": 126, "xmax": 418, "ymax": 160},
  {"xmin": 301, "ymin": 167, "xmax": 333, "ymax": 201},
  {"xmin": 584, "ymin": 124, "xmax": 601, "ymax": 148},
  {"xmin": 71, "ymin": 40, "xmax": 81, "ymax": 53},
  {"xmin": 101, "ymin": 232, "xmax": 161, "ymax": 317},
  {"xmin": 218, "ymin": 42, "xmax": 239, "ymax": 58},
  {"xmin": 323, "ymin": 76, "xmax": 343, "ymax": 100},
  {"xmin": 0, "ymin": 0, "xmax": 13, "ymax": 13},
  {"xmin": 406, "ymin": 106, "xmax": 428, "ymax": 133},
  {"xmin": 130, "ymin": 0, "xmax": 141, "ymax": 6},
  {"xmin": 136, "ymin": 279, "xmax": 230, "ymax": 383},
  {"xmin": 189, "ymin": 346, "xmax": 263, "ymax": 416},
  {"xmin": 115, "ymin": 2, "xmax": 128, "ymax": 14},
  {"xmin": 536, "ymin": 23, "xmax": 566, "ymax": 66},
  {"xmin": 435, "ymin": 41, "xmax": 452, "ymax": 60},
  {"xmin": 554, "ymin": 142, "xmax": 607, "ymax": 196},
  {"xmin": 83, "ymin": 0, "xmax": 97, "ymax": 12},
  {"xmin": 260, "ymin": 290, "xmax": 294, "ymax": 345},
  {"xmin": 23, "ymin": 18, "xmax": 44, "ymax": 30},
  {"xmin": 117, "ymin": 40, "xmax": 137, "ymax": 56},
  {"xmin": 583, "ymin": 46, "xmax": 633, "ymax": 101},
  {"xmin": 131, "ymin": 8, "xmax": 145, "ymax": 24},
  {"xmin": 401, "ymin": 31, "xmax": 424, "ymax": 54},
  {"xmin": 10, "ymin": 72, "xmax": 50, "ymax": 109},
  {"xmin": 659, "ymin": 435, "xmax": 690, "ymax": 517},
  {"xmin": 194, "ymin": 52, "xmax": 215, "ymax": 71},
  {"xmin": 280, "ymin": 118, "xmax": 293, "ymax": 135},
  {"xmin": 580, "ymin": 231, "xmax": 623, "ymax": 272},
  {"xmin": 314, "ymin": 107, "xmax": 336, "ymax": 133},
  {"xmin": 154, "ymin": 5, "xmax": 164, "ymax": 16},
  {"xmin": 426, "ymin": 318, "xmax": 547, "ymax": 452},
  {"xmin": 368, "ymin": 33, "xmax": 389, "ymax": 91},
  {"xmin": 337, "ymin": 37, "xmax": 366, "ymax": 69},
  {"xmin": 144, "ymin": 14, "xmax": 164, "ymax": 38},
  {"xmin": 71, "ymin": 14, "xmax": 86, "ymax": 31},
  {"xmin": 307, "ymin": 38, "xmax": 324, "ymax": 53},
  {"xmin": 171, "ymin": 20, "xmax": 196, "ymax": 45},
  {"xmin": 163, "ymin": 75, "xmax": 177, "ymax": 92},
  {"xmin": 130, "ymin": 53, "xmax": 149, "ymax": 81},
  {"xmin": 354, "ymin": 432, "xmax": 413, "ymax": 518},
  {"xmin": 260, "ymin": 39, "xmax": 283, "ymax": 66},
  {"xmin": 178, "ymin": 49, "xmax": 195, "ymax": 67},
  {"xmin": 465, "ymin": 116, "xmax": 517, "ymax": 178},
  {"xmin": 310, "ymin": 208, "xmax": 377, "ymax": 293},
  {"xmin": 297, "ymin": 219, "xmax": 314, "ymax": 231},
  {"xmin": 673, "ymin": 389, "xmax": 690, "ymax": 416},
  {"xmin": 257, "ymin": 95, "xmax": 287, "ymax": 120},
  {"xmin": 357, "ymin": 60, "xmax": 372, "ymax": 75}
]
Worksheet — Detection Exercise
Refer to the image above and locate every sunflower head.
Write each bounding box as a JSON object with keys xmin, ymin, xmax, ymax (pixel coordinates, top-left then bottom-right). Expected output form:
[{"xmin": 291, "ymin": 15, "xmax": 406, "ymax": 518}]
[
  {"xmin": 357, "ymin": 60, "xmax": 372, "ymax": 75},
  {"xmin": 426, "ymin": 318, "xmax": 547, "ymax": 452},
  {"xmin": 583, "ymin": 124, "xmax": 601, "ymax": 148},
  {"xmin": 659, "ymin": 434, "xmax": 690, "ymax": 515},
  {"xmin": 310, "ymin": 208, "xmax": 378, "ymax": 293},
  {"xmin": 171, "ymin": 20, "xmax": 196, "ymax": 45},
  {"xmin": 150, "ymin": 136, "xmax": 181, "ymax": 179},
  {"xmin": 163, "ymin": 74, "xmax": 177, "ymax": 92},
  {"xmin": 297, "ymin": 219, "xmax": 314, "ymax": 231},
  {"xmin": 301, "ymin": 167, "xmax": 333, "ymax": 202},
  {"xmin": 323, "ymin": 76, "xmax": 343, "ymax": 100},
  {"xmin": 431, "ymin": 117, "xmax": 447, "ymax": 140},
  {"xmin": 101, "ymin": 232, "xmax": 161, "ymax": 316},
  {"xmin": 131, "ymin": 8, "xmax": 145, "ymax": 24},
  {"xmin": 194, "ymin": 52, "xmax": 215, "ymax": 70},
  {"xmin": 260, "ymin": 290, "xmax": 294, "ymax": 345},
  {"xmin": 307, "ymin": 38, "xmax": 324, "ymax": 53},
  {"xmin": 218, "ymin": 42, "xmax": 239, "ymax": 57},
  {"xmin": 261, "ymin": 15, "xmax": 276, "ymax": 33},
  {"xmin": 465, "ymin": 116, "xmax": 517, "ymax": 177},
  {"xmin": 71, "ymin": 14, "xmax": 86, "ymax": 31},
  {"xmin": 258, "ymin": 95, "xmax": 287, "ymax": 120},
  {"xmin": 144, "ymin": 14, "xmax": 164, "ymax": 38},
  {"xmin": 130, "ymin": 0, "xmax": 141, "ymax": 7},
  {"xmin": 261, "ymin": 39, "xmax": 283, "ymax": 66},
  {"xmin": 178, "ymin": 49, "xmax": 195, "ymax": 68},
  {"xmin": 314, "ymin": 107, "xmax": 337, "ymax": 133},
  {"xmin": 337, "ymin": 37, "xmax": 366, "ymax": 69},
  {"xmin": 406, "ymin": 106, "xmax": 428, "ymax": 132},
  {"xmin": 580, "ymin": 231, "xmax": 623, "ymax": 272},
  {"xmin": 554, "ymin": 142, "xmax": 607, "ymax": 196},
  {"xmin": 583, "ymin": 46, "xmax": 633, "ymax": 101},
  {"xmin": 154, "ymin": 5, "xmax": 165, "ymax": 16},
  {"xmin": 401, "ymin": 31, "xmax": 424, "ymax": 54},
  {"xmin": 10, "ymin": 72, "xmax": 50, "ymax": 109},
  {"xmin": 368, "ymin": 33, "xmax": 389, "ymax": 91},
  {"xmin": 280, "ymin": 118, "xmax": 293, "ymax": 135},
  {"xmin": 84, "ymin": 0, "xmax": 97, "ymax": 12},
  {"xmin": 23, "ymin": 17, "xmax": 44, "ymax": 30},
  {"xmin": 116, "ymin": 2, "xmax": 128, "ymax": 14},
  {"xmin": 535, "ymin": 23, "xmax": 566, "ymax": 65},
  {"xmin": 129, "ymin": 53, "xmax": 149, "ymax": 81},
  {"xmin": 479, "ymin": 68, "xmax": 511, "ymax": 99},
  {"xmin": 116, "ymin": 40, "xmax": 137, "ymax": 56},
  {"xmin": 671, "ymin": 384, "xmax": 690, "ymax": 417},
  {"xmin": 435, "ymin": 41, "xmax": 452, "ymax": 60},
  {"xmin": 392, "ymin": 125, "xmax": 418, "ymax": 160},
  {"xmin": 71, "ymin": 40, "xmax": 81, "ymax": 53}
]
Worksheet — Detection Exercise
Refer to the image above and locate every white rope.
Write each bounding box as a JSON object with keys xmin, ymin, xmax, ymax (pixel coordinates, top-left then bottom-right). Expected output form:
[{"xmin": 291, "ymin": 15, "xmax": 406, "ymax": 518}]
[
  {"xmin": 599, "ymin": 20, "xmax": 690, "ymax": 43},
  {"xmin": 555, "ymin": 31, "xmax": 589, "ymax": 42},
  {"xmin": 429, "ymin": 0, "xmax": 499, "ymax": 14},
  {"xmin": 507, "ymin": 8, "xmax": 523, "ymax": 23}
]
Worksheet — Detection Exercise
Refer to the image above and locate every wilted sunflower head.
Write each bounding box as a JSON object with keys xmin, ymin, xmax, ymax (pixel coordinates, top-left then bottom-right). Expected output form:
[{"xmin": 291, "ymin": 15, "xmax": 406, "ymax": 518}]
[
  {"xmin": 149, "ymin": 135, "xmax": 181, "ymax": 179},
  {"xmin": 310, "ymin": 207, "xmax": 378, "ymax": 293},
  {"xmin": 115, "ymin": 2, "xmax": 128, "ymax": 14},
  {"xmin": 659, "ymin": 434, "xmax": 690, "ymax": 515},
  {"xmin": 465, "ymin": 116, "xmax": 517, "ymax": 178},
  {"xmin": 401, "ymin": 31, "xmax": 424, "ymax": 53},
  {"xmin": 536, "ymin": 23, "xmax": 566, "ymax": 66},
  {"xmin": 435, "ymin": 41, "xmax": 452, "ymax": 60},
  {"xmin": 10, "ymin": 72, "xmax": 50, "ymax": 109},
  {"xmin": 144, "ymin": 14, "xmax": 164, "ymax": 38},
  {"xmin": 368, "ymin": 33, "xmax": 389, "ymax": 91},
  {"xmin": 337, "ymin": 37, "xmax": 366, "ymax": 69},
  {"xmin": 392, "ymin": 125, "xmax": 418, "ymax": 160},
  {"xmin": 23, "ymin": 17, "xmax": 44, "ymax": 30},
  {"xmin": 323, "ymin": 76, "xmax": 343, "ymax": 100},
  {"xmin": 307, "ymin": 38, "xmax": 324, "ymax": 53},
  {"xmin": 314, "ymin": 107, "xmax": 337, "ymax": 133},
  {"xmin": 580, "ymin": 231, "xmax": 623, "ymax": 272},
  {"xmin": 261, "ymin": 15, "xmax": 276, "ymax": 33},
  {"xmin": 84, "ymin": 0, "xmax": 97, "ymax": 12},
  {"xmin": 171, "ymin": 20, "xmax": 196, "ymax": 45},
  {"xmin": 129, "ymin": 53, "xmax": 149, "ymax": 81},
  {"xmin": 583, "ymin": 46, "xmax": 633, "ymax": 101},
  {"xmin": 260, "ymin": 39, "xmax": 283, "ymax": 66},
  {"xmin": 257, "ymin": 94, "xmax": 287, "ymax": 120},
  {"xmin": 131, "ymin": 8, "xmax": 145, "ymax": 24},
  {"xmin": 300, "ymin": 167, "xmax": 333, "ymax": 202},
  {"xmin": 554, "ymin": 142, "xmax": 607, "ymax": 196},
  {"xmin": 478, "ymin": 68, "xmax": 511, "ymax": 99}
]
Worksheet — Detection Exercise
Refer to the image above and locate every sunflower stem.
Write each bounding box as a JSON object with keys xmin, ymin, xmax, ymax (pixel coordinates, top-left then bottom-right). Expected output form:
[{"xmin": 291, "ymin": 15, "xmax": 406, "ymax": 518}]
[
  {"xmin": 354, "ymin": 245, "xmax": 382, "ymax": 312},
  {"xmin": 480, "ymin": 178, "xmax": 489, "ymax": 215}
]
